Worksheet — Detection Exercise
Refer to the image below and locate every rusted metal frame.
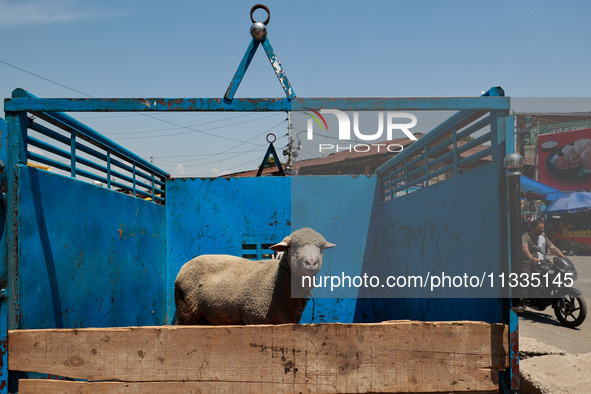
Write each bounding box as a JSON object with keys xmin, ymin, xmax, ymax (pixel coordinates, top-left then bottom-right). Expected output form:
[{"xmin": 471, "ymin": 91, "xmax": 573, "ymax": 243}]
[
  {"xmin": 5, "ymin": 111, "xmax": 27, "ymax": 333},
  {"xmin": 260, "ymin": 38, "xmax": 295, "ymax": 99},
  {"xmin": 5, "ymin": 96, "xmax": 510, "ymax": 113},
  {"xmin": 224, "ymin": 38, "xmax": 261, "ymax": 101}
]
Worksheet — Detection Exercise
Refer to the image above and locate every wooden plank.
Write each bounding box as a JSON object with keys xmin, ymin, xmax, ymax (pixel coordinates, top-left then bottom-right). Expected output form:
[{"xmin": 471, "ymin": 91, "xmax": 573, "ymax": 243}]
[
  {"xmin": 9, "ymin": 321, "xmax": 508, "ymax": 393},
  {"xmin": 17, "ymin": 379, "xmax": 500, "ymax": 394},
  {"xmin": 15, "ymin": 379, "xmax": 500, "ymax": 394},
  {"xmin": 18, "ymin": 380, "xmax": 323, "ymax": 394}
]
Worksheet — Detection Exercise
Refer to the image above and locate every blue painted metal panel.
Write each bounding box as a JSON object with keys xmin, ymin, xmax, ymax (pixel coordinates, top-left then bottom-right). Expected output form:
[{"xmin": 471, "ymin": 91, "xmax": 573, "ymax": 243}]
[
  {"xmin": 291, "ymin": 175, "xmax": 377, "ymax": 323},
  {"xmin": 166, "ymin": 175, "xmax": 378, "ymax": 324},
  {"xmin": 16, "ymin": 166, "xmax": 166, "ymax": 329},
  {"xmin": 376, "ymin": 161, "xmax": 507, "ymax": 323},
  {"xmin": 166, "ymin": 176, "xmax": 291, "ymax": 321}
]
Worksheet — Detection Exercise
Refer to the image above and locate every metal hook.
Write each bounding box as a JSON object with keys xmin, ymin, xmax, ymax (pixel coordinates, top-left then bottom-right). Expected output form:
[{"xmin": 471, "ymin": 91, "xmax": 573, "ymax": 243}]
[
  {"xmin": 266, "ymin": 133, "xmax": 276, "ymax": 144},
  {"xmin": 250, "ymin": 4, "xmax": 270, "ymax": 25}
]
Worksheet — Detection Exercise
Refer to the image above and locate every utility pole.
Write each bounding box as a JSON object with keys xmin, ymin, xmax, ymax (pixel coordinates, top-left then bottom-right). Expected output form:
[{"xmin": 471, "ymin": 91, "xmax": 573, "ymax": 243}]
[{"xmin": 286, "ymin": 112, "xmax": 294, "ymax": 166}]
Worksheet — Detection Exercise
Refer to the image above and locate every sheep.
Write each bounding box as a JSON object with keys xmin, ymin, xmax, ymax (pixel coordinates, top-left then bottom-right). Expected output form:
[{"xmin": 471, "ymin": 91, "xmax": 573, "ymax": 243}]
[{"xmin": 174, "ymin": 227, "xmax": 336, "ymax": 325}]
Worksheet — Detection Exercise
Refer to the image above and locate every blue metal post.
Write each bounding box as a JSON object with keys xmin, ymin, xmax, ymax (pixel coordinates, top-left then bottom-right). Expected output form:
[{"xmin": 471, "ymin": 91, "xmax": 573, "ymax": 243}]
[
  {"xmin": 4, "ymin": 109, "xmax": 28, "ymax": 393},
  {"xmin": 70, "ymin": 131, "xmax": 76, "ymax": 178},
  {"xmin": 0, "ymin": 118, "xmax": 8, "ymax": 394},
  {"xmin": 452, "ymin": 127, "xmax": 458, "ymax": 176},
  {"xmin": 224, "ymin": 39, "xmax": 261, "ymax": 101},
  {"xmin": 107, "ymin": 150, "xmax": 112, "ymax": 189},
  {"xmin": 260, "ymin": 38, "xmax": 295, "ymax": 99},
  {"xmin": 5, "ymin": 110, "xmax": 27, "ymax": 332}
]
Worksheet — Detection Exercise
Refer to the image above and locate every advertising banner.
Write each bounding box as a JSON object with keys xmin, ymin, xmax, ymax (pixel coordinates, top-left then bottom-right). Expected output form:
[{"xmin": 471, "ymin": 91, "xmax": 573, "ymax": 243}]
[{"xmin": 537, "ymin": 128, "xmax": 591, "ymax": 191}]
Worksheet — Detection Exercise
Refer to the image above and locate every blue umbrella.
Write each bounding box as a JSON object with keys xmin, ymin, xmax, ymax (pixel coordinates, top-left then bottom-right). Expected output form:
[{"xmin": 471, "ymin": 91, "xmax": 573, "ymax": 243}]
[
  {"xmin": 520, "ymin": 175, "xmax": 565, "ymax": 201},
  {"xmin": 543, "ymin": 192, "xmax": 591, "ymax": 214}
]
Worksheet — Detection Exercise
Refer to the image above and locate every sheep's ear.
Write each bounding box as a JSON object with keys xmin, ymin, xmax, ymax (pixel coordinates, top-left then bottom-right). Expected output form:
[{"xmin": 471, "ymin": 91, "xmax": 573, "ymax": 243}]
[
  {"xmin": 323, "ymin": 242, "xmax": 337, "ymax": 249},
  {"xmin": 270, "ymin": 236, "xmax": 291, "ymax": 252}
]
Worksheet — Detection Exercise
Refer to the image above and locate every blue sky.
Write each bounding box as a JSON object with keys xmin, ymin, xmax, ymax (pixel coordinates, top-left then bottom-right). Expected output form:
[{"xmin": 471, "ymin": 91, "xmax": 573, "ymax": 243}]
[{"xmin": 2, "ymin": 1, "xmax": 591, "ymax": 177}]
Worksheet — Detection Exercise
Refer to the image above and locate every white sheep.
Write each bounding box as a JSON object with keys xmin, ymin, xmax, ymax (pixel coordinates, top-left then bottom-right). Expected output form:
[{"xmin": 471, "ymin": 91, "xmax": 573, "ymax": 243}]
[{"xmin": 174, "ymin": 227, "xmax": 336, "ymax": 325}]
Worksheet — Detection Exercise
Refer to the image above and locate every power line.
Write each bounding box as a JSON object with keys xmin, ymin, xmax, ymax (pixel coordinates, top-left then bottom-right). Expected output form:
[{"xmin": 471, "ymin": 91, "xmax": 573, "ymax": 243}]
[
  {"xmin": 102, "ymin": 113, "xmax": 269, "ymax": 135},
  {"xmin": 0, "ymin": 59, "xmax": 92, "ymax": 97},
  {"xmin": 112, "ymin": 113, "xmax": 281, "ymax": 141},
  {"xmin": 0, "ymin": 58, "xmax": 283, "ymax": 146},
  {"xmin": 152, "ymin": 119, "xmax": 287, "ymax": 164}
]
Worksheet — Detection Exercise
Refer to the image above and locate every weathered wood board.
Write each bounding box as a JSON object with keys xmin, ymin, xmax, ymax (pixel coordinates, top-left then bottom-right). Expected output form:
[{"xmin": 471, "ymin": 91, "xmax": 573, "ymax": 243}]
[{"xmin": 9, "ymin": 321, "xmax": 508, "ymax": 393}]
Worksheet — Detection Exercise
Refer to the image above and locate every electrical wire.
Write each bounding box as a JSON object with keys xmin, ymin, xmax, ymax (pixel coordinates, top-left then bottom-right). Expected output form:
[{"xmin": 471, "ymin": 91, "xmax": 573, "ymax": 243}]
[
  {"xmin": 113, "ymin": 114, "xmax": 281, "ymax": 141},
  {"xmin": 152, "ymin": 118, "xmax": 287, "ymax": 163},
  {"xmin": 104, "ymin": 113, "xmax": 278, "ymax": 136},
  {"xmin": 0, "ymin": 58, "xmax": 283, "ymax": 146}
]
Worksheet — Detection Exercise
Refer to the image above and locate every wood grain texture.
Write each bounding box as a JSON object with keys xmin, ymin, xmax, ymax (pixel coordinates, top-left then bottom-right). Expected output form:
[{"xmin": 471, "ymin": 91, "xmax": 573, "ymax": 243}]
[{"xmin": 9, "ymin": 321, "xmax": 509, "ymax": 393}]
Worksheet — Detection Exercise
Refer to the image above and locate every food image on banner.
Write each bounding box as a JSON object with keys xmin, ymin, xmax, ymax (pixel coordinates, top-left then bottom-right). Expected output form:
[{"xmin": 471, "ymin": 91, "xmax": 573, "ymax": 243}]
[{"xmin": 537, "ymin": 128, "xmax": 591, "ymax": 191}]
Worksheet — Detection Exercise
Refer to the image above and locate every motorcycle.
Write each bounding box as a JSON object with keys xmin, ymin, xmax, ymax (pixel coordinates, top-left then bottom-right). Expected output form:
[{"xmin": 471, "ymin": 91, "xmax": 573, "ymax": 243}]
[{"xmin": 522, "ymin": 246, "xmax": 587, "ymax": 328}]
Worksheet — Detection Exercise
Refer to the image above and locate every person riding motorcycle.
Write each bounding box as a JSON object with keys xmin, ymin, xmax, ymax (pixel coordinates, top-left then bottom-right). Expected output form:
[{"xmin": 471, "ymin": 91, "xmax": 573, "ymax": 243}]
[{"xmin": 522, "ymin": 219, "xmax": 565, "ymax": 273}]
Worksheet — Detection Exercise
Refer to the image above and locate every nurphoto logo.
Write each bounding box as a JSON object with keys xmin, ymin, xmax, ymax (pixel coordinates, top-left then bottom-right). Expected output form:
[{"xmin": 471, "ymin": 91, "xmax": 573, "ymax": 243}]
[{"xmin": 304, "ymin": 109, "xmax": 418, "ymax": 153}]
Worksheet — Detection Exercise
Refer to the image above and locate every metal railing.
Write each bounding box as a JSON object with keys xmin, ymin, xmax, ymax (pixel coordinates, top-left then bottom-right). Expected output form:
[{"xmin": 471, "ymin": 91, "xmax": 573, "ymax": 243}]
[
  {"xmin": 12, "ymin": 89, "xmax": 169, "ymax": 204},
  {"xmin": 377, "ymin": 109, "xmax": 506, "ymax": 201}
]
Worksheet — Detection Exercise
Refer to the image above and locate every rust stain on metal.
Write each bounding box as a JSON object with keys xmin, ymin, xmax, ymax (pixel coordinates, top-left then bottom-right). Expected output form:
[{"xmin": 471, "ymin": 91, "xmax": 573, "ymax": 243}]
[
  {"xmin": 166, "ymin": 98, "xmax": 185, "ymax": 110},
  {"xmin": 510, "ymin": 328, "xmax": 520, "ymax": 390},
  {"xmin": 0, "ymin": 337, "xmax": 6, "ymax": 371}
]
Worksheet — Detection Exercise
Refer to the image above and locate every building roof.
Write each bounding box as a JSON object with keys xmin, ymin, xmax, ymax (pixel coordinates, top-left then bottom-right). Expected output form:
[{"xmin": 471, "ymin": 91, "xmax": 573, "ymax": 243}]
[{"xmin": 221, "ymin": 133, "xmax": 492, "ymax": 177}]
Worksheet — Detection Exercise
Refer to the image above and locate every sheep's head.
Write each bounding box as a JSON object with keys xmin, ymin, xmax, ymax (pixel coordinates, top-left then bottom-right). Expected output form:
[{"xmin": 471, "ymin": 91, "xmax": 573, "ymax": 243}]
[{"xmin": 270, "ymin": 228, "xmax": 336, "ymax": 276}]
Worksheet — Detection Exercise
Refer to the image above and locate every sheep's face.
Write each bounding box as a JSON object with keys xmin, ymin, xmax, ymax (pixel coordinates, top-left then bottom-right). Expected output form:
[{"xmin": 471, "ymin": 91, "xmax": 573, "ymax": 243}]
[{"xmin": 271, "ymin": 228, "xmax": 336, "ymax": 276}]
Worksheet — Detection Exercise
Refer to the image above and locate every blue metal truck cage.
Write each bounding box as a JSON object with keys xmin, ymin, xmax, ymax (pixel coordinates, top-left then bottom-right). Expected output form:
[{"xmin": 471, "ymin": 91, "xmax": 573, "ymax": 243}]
[{"xmin": 0, "ymin": 5, "xmax": 521, "ymax": 392}]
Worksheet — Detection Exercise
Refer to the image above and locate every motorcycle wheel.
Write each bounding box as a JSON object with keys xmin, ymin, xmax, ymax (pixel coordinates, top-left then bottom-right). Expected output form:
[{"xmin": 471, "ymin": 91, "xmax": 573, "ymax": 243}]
[{"xmin": 553, "ymin": 293, "xmax": 587, "ymax": 328}]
